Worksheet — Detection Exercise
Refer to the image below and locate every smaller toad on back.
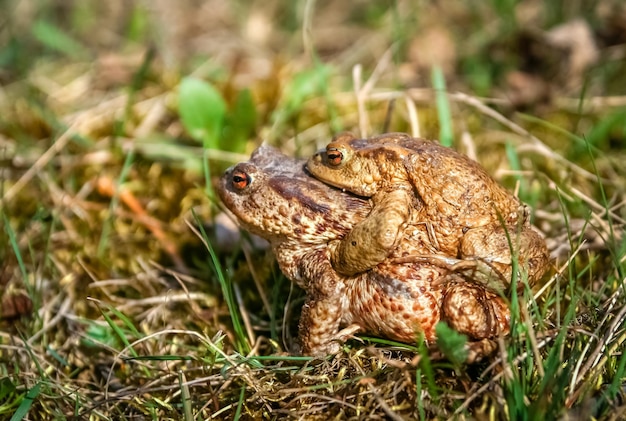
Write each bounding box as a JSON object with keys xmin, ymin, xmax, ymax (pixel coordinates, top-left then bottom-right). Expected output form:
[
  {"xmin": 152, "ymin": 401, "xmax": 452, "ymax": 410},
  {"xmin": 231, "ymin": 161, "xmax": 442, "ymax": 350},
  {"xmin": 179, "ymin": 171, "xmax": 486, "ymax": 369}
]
[{"xmin": 306, "ymin": 132, "xmax": 549, "ymax": 288}]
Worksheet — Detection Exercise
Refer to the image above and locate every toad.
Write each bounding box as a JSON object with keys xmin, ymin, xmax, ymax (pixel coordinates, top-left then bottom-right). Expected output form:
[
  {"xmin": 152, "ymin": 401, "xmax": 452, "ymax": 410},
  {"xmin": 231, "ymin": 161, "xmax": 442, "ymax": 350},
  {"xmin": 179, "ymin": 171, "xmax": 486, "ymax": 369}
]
[
  {"xmin": 306, "ymin": 133, "xmax": 549, "ymax": 291},
  {"xmin": 217, "ymin": 145, "xmax": 509, "ymax": 357}
]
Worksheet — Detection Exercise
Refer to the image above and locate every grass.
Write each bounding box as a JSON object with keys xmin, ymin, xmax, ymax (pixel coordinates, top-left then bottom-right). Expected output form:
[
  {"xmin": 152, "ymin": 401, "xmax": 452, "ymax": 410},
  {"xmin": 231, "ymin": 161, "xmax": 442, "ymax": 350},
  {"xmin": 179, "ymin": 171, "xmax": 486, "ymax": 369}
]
[{"xmin": 1, "ymin": 0, "xmax": 625, "ymax": 419}]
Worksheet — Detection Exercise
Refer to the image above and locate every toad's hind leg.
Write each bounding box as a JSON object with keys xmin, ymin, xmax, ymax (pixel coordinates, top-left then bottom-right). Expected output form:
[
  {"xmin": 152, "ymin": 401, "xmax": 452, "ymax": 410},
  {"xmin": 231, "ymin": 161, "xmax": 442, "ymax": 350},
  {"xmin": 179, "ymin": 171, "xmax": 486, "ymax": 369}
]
[
  {"xmin": 331, "ymin": 189, "xmax": 412, "ymax": 276},
  {"xmin": 460, "ymin": 224, "xmax": 549, "ymax": 289},
  {"xmin": 441, "ymin": 282, "xmax": 510, "ymax": 340}
]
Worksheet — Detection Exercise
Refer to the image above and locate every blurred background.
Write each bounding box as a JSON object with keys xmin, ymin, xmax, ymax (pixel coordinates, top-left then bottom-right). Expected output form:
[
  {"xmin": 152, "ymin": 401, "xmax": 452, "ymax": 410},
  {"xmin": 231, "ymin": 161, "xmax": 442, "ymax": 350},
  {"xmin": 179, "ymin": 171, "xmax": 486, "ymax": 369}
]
[{"xmin": 3, "ymin": 0, "xmax": 625, "ymax": 138}]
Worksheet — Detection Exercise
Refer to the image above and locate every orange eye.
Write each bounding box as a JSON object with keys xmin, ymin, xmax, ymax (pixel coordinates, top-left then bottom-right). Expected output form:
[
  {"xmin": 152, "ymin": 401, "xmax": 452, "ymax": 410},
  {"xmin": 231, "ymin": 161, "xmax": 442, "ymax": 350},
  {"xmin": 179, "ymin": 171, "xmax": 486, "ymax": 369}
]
[
  {"xmin": 326, "ymin": 148, "xmax": 344, "ymax": 166},
  {"xmin": 232, "ymin": 170, "xmax": 251, "ymax": 190}
]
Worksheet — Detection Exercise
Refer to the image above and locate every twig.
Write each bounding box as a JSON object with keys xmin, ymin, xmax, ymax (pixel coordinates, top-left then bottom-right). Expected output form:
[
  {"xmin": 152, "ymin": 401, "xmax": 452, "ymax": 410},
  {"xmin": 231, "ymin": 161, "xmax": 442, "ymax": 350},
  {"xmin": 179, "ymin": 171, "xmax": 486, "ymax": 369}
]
[
  {"xmin": 555, "ymin": 95, "xmax": 626, "ymax": 112},
  {"xmin": 570, "ymin": 185, "xmax": 626, "ymax": 225},
  {"xmin": 96, "ymin": 176, "xmax": 185, "ymax": 269},
  {"xmin": 520, "ymin": 298, "xmax": 545, "ymax": 377},
  {"xmin": 28, "ymin": 296, "xmax": 72, "ymax": 345},
  {"xmin": 241, "ymin": 242, "xmax": 272, "ymax": 318},
  {"xmin": 302, "ymin": 0, "xmax": 316, "ymax": 62},
  {"xmin": 382, "ymin": 98, "xmax": 395, "ymax": 133},
  {"xmin": 350, "ymin": 354, "xmax": 404, "ymax": 421},
  {"xmin": 370, "ymin": 88, "xmax": 612, "ymax": 183}
]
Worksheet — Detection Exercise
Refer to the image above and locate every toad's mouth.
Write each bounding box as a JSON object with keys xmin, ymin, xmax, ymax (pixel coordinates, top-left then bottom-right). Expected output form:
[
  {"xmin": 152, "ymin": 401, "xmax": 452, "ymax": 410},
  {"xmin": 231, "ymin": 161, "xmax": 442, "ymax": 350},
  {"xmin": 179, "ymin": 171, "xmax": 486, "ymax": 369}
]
[{"xmin": 303, "ymin": 165, "xmax": 371, "ymax": 200}]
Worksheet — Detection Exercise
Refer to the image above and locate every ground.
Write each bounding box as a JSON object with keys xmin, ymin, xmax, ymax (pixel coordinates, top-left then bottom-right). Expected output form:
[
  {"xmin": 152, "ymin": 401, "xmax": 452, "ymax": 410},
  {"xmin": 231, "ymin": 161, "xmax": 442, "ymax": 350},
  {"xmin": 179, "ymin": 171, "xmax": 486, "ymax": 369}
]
[{"xmin": 1, "ymin": 1, "xmax": 625, "ymax": 420}]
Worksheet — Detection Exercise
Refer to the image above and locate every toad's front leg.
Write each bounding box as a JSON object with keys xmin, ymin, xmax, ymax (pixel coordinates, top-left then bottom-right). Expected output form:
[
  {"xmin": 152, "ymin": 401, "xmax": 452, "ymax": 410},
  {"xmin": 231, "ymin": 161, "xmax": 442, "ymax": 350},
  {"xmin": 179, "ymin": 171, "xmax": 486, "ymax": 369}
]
[
  {"xmin": 297, "ymin": 260, "xmax": 361, "ymax": 356},
  {"xmin": 330, "ymin": 188, "xmax": 412, "ymax": 276},
  {"xmin": 299, "ymin": 294, "xmax": 361, "ymax": 356}
]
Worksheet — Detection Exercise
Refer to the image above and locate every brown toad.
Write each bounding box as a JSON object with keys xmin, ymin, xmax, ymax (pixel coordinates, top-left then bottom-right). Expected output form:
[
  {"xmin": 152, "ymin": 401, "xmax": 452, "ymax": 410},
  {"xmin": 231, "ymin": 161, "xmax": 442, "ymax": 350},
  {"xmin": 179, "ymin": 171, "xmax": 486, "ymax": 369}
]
[
  {"xmin": 306, "ymin": 133, "xmax": 550, "ymax": 291},
  {"xmin": 217, "ymin": 145, "xmax": 509, "ymax": 357}
]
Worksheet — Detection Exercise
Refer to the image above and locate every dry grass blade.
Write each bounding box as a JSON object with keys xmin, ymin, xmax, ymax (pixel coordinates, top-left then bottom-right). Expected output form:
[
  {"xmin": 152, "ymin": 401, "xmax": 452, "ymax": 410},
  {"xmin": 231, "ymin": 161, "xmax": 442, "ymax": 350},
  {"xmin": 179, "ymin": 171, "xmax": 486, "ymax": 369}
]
[
  {"xmin": 568, "ymin": 287, "xmax": 626, "ymax": 404},
  {"xmin": 1, "ymin": 121, "xmax": 79, "ymax": 207},
  {"xmin": 446, "ymin": 92, "xmax": 603, "ymax": 182},
  {"xmin": 354, "ymin": 47, "xmax": 393, "ymax": 137}
]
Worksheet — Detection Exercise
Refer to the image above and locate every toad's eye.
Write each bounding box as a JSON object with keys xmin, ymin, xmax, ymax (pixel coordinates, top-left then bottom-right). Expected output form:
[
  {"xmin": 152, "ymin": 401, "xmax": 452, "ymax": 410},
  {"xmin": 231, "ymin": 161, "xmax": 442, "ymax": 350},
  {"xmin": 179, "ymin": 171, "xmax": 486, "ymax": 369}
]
[
  {"xmin": 326, "ymin": 148, "xmax": 344, "ymax": 166},
  {"xmin": 232, "ymin": 170, "xmax": 251, "ymax": 190}
]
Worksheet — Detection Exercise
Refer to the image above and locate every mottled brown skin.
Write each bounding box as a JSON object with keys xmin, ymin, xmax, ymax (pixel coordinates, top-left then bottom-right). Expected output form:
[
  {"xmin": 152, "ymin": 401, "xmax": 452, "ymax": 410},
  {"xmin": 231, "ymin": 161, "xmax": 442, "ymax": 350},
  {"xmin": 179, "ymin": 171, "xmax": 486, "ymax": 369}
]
[
  {"xmin": 306, "ymin": 132, "xmax": 549, "ymax": 291},
  {"xmin": 217, "ymin": 145, "xmax": 510, "ymax": 357}
]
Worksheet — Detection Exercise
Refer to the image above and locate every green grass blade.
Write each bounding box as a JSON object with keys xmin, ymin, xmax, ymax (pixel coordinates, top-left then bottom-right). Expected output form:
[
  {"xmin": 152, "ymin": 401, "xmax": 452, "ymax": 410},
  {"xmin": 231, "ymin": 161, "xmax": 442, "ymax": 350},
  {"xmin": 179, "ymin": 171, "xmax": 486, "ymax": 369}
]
[
  {"xmin": 192, "ymin": 209, "xmax": 250, "ymax": 354},
  {"xmin": 505, "ymin": 140, "xmax": 525, "ymax": 190},
  {"xmin": 2, "ymin": 213, "xmax": 29, "ymax": 291},
  {"xmin": 98, "ymin": 306, "xmax": 139, "ymax": 358},
  {"xmin": 234, "ymin": 384, "xmax": 246, "ymax": 421},
  {"xmin": 116, "ymin": 48, "xmax": 156, "ymax": 137},
  {"xmin": 9, "ymin": 382, "xmax": 40, "ymax": 421},
  {"xmin": 415, "ymin": 368, "xmax": 425, "ymax": 421},
  {"xmin": 416, "ymin": 333, "xmax": 438, "ymax": 403},
  {"xmin": 95, "ymin": 302, "xmax": 154, "ymax": 379},
  {"xmin": 431, "ymin": 65, "xmax": 453, "ymax": 147},
  {"xmin": 31, "ymin": 20, "xmax": 89, "ymax": 59},
  {"xmin": 601, "ymin": 346, "xmax": 626, "ymax": 411},
  {"xmin": 179, "ymin": 371, "xmax": 193, "ymax": 421}
]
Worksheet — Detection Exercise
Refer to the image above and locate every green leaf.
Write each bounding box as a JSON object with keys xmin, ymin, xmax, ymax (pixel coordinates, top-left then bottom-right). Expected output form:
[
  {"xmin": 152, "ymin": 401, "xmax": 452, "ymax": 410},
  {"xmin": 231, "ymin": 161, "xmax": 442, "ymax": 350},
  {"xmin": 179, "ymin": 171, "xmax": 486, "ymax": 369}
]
[
  {"xmin": 31, "ymin": 20, "xmax": 89, "ymax": 59},
  {"xmin": 285, "ymin": 65, "xmax": 330, "ymax": 112},
  {"xmin": 178, "ymin": 77, "xmax": 226, "ymax": 149},
  {"xmin": 225, "ymin": 89, "xmax": 257, "ymax": 152},
  {"xmin": 435, "ymin": 321, "xmax": 468, "ymax": 367}
]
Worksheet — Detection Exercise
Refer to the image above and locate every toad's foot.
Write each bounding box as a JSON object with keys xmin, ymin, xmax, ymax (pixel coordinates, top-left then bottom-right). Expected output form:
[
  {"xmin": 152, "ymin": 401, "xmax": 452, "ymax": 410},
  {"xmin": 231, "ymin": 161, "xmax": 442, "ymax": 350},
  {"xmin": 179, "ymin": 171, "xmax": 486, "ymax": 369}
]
[
  {"xmin": 429, "ymin": 338, "xmax": 498, "ymax": 363},
  {"xmin": 300, "ymin": 324, "xmax": 362, "ymax": 357},
  {"xmin": 335, "ymin": 324, "xmax": 362, "ymax": 344},
  {"xmin": 465, "ymin": 339, "xmax": 498, "ymax": 363}
]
